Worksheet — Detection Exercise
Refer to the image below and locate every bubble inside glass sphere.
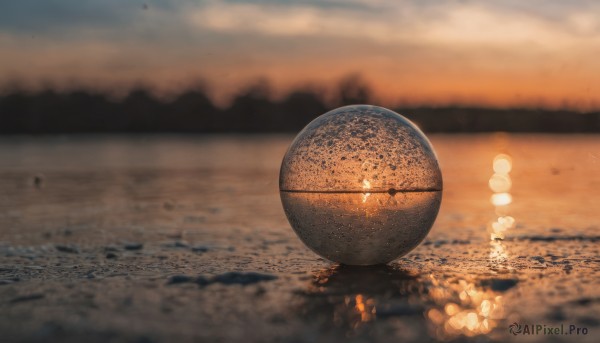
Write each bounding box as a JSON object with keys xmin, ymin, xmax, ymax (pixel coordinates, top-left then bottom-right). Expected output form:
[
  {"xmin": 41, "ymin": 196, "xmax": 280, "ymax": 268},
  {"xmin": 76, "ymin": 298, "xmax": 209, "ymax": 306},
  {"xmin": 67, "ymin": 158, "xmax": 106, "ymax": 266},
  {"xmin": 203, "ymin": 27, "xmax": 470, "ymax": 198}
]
[{"xmin": 279, "ymin": 105, "xmax": 443, "ymax": 265}]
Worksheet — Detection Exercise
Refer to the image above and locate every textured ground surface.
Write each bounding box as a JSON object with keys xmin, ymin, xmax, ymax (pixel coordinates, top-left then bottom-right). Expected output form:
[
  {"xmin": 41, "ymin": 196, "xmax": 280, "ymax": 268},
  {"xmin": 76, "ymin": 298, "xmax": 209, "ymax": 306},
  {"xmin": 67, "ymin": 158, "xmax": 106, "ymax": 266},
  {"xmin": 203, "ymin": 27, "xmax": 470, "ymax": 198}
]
[{"xmin": 0, "ymin": 134, "xmax": 598, "ymax": 342}]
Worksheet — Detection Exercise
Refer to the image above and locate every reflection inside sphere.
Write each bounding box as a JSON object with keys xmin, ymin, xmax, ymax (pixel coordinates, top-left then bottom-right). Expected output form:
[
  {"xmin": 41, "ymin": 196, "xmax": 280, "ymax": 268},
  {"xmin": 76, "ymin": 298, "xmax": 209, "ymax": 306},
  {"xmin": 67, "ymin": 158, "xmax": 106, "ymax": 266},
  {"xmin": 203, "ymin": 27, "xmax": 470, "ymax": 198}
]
[{"xmin": 281, "ymin": 191, "xmax": 441, "ymax": 265}]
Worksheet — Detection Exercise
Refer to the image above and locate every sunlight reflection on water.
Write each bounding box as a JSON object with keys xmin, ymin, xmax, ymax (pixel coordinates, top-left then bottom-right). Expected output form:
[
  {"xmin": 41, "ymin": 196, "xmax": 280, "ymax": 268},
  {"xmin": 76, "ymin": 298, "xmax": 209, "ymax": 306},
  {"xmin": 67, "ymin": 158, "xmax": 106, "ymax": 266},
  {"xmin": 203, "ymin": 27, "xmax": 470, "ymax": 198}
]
[
  {"xmin": 489, "ymin": 153, "xmax": 515, "ymax": 240},
  {"xmin": 427, "ymin": 276, "xmax": 505, "ymax": 339},
  {"xmin": 301, "ymin": 265, "xmax": 510, "ymax": 341}
]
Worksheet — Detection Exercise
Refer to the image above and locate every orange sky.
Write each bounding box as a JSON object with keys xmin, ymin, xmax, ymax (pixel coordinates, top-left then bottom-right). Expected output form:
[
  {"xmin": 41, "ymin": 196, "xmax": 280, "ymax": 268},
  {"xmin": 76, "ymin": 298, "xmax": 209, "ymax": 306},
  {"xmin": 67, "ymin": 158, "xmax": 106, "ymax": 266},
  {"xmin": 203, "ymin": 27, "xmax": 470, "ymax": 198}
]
[{"xmin": 1, "ymin": 1, "xmax": 600, "ymax": 109}]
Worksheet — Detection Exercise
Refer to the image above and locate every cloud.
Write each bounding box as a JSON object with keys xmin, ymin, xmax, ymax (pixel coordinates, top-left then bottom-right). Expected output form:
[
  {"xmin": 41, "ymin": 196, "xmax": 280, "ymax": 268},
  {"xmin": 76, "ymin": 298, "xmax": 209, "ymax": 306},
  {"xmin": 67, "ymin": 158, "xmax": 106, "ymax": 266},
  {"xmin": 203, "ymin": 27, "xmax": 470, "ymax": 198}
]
[{"xmin": 187, "ymin": 0, "xmax": 600, "ymax": 49}]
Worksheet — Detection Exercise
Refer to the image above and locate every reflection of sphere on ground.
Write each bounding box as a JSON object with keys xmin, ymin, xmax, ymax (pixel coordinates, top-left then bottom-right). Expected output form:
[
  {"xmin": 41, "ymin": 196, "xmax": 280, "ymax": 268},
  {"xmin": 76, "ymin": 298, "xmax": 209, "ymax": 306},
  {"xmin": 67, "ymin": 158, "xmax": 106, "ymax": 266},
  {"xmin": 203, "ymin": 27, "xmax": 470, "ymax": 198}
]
[
  {"xmin": 307, "ymin": 264, "xmax": 421, "ymax": 296},
  {"xmin": 295, "ymin": 265, "xmax": 426, "ymax": 336}
]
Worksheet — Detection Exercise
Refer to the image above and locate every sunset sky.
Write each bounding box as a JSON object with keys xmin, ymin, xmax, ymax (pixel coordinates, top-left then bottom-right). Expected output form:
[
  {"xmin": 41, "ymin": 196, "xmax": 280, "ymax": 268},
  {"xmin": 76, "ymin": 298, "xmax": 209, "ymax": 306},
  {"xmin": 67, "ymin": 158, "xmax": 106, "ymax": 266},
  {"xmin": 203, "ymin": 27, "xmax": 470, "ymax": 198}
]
[{"xmin": 1, "ymin": 0, "xmax": 600, "ymax": 109}]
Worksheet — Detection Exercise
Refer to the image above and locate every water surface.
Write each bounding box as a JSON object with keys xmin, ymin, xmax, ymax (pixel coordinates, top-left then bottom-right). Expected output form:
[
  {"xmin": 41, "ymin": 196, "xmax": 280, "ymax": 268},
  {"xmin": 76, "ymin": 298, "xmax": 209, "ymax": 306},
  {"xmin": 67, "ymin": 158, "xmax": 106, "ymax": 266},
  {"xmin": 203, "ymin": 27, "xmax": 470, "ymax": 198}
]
[{"xmin": 0, "ymin": 134, "xmax": 598, "ymax": 342}]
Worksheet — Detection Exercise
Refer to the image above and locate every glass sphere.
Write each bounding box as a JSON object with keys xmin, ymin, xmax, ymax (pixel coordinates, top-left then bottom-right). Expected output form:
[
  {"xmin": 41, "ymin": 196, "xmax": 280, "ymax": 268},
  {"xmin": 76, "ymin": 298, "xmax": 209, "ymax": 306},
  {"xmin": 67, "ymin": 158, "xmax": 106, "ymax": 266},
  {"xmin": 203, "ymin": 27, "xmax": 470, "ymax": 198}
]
[{"xmin": 280, "ymin": 105, "xmax": 442, "ymax": 265}]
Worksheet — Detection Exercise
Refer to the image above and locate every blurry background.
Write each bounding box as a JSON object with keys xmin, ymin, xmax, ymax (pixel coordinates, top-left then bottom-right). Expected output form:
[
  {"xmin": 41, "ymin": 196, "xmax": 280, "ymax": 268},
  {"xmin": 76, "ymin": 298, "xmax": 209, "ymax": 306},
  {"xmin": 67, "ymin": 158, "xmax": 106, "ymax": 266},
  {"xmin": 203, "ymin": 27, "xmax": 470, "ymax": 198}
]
[{"xmin": 1, "ymin": 0, "xmax": 599, "ymax": 133}]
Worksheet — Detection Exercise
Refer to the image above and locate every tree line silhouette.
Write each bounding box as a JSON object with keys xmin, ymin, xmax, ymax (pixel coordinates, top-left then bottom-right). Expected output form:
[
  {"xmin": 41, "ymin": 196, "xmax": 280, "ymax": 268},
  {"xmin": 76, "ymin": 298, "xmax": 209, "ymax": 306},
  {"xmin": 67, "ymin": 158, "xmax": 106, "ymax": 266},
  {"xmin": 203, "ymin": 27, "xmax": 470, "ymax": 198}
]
[{"xmin": 0, "ymin": 75, "xmax": 598, "ymax": 133}]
